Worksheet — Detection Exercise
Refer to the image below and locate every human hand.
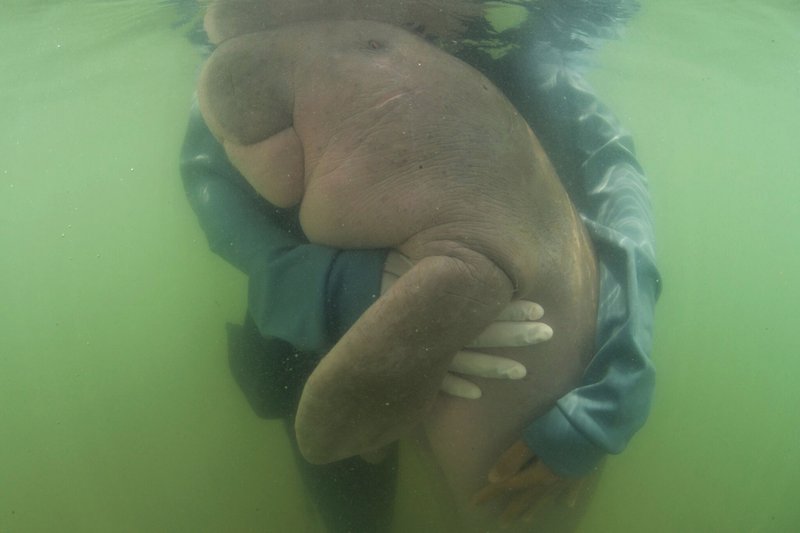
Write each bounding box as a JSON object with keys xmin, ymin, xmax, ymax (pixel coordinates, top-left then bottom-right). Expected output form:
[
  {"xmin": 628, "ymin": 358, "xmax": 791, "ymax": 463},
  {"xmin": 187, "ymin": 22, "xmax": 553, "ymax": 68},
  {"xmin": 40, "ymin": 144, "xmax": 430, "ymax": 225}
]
[
  {"xmin": 381, "ymin": 251, "xmax": 553, "ymax": 399},
  {"xmin": 473, "ymin": 440, "xmax": 584, "ymax": 527}
]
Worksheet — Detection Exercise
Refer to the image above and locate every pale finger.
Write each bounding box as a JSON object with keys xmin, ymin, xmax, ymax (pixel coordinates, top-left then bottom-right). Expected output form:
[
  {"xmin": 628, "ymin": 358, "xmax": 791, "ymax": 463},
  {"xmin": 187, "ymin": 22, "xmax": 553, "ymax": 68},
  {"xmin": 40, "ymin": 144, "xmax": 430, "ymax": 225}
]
[
  {"xmin": 489, "ymin": 440, "xmax": 536, "ymax": 483},
  {"xmin": 489, "ymin": 464, "xmax": 554, "ymax": 490},
  {"xmin": 473, "ymin": 469, "xmax": 534, "ymax": 506},
  {"xmin": 383, "ymin": 250, "xmax": 413, "ymax": 277},
  {"xmin": 473, "ymin": 466, "xmax": 552, "ymax": 506},
  {"xmin": 472, "ymin": 480, "xmax": 508, "ymax": 505},
  {"xmin": 440, "ymin": 373, "xmax": 482, "ymax": 399},
  {"xmin": 496, "ymin": 300, "xmax": 544, "ymax": 321},
  {"xmin": 449, "ymin": 351, "xmax": 526, "ymax": 379},
  {"xmin": 380, "ymin": 271, "xmax": 399, "ymax": 294},
  {"xmin": 468, "ymin": 322, "xmax": 553, "ymax": 348}
]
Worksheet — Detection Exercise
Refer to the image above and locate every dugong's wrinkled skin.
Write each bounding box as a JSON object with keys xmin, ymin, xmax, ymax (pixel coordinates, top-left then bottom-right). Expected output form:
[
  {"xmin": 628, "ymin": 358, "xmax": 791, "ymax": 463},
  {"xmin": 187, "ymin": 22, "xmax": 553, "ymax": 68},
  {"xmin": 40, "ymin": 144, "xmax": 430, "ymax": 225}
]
[{"xmin": 198, "ymin": 19, "xmax": 598, "ymax": 518}]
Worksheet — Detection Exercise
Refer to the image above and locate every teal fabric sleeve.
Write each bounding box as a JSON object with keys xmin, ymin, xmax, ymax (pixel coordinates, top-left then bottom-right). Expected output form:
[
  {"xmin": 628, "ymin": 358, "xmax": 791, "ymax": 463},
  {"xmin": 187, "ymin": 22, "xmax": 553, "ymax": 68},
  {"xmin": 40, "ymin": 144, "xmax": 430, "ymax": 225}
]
[
  {"xmin": 459, "ymin": 0, "xmax": 660, "ymax": 475},
  {"xmin": 179, "ymin": 101, "xmax": 386, "ymax": 352}
]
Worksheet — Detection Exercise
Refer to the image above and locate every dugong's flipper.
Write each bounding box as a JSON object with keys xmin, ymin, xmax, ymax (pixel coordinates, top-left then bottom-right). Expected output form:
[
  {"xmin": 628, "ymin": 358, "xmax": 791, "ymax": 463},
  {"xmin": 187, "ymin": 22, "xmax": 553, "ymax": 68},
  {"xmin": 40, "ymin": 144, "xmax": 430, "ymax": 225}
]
[{"xmin": 295, "ymin": 249, "xmax": 513, "ymax": 464}]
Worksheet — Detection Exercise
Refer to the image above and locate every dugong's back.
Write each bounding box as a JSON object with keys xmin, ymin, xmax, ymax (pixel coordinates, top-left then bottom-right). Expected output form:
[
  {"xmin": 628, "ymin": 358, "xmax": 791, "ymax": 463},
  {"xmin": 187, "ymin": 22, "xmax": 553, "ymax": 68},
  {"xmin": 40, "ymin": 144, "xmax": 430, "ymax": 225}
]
[{"xmin": 248, "ymin": 21, "xmax": 576, "ymax": 300}]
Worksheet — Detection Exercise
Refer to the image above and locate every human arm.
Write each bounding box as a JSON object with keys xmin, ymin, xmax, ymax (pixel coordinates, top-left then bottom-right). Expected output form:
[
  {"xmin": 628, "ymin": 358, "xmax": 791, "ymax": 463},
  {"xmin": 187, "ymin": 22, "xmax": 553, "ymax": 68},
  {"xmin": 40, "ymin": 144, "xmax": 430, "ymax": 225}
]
[
  {"xmin": 180, "ymin": 103, "xmax": 553, "ymax": 394},
  {"xmin": 468, "ymin": 3, "xmax": 660, "ymax": 501},
  {"xmin": 381, "ymin": 250, "xmax": 553, "ymax": 400},
  {"xmin": 515, "ymin": 49, "xmax": 661, "ymax": 479},
  {"xmin": 180, "ymin": 100, "xmax": 386, "ymax": 353},
  {"xmin": 474, "ymin": 54, "xmax": 660, "ymax": 527},
  {"xmin": 473, "ymin": 440, "xmax": 584, "ymax": 526}
]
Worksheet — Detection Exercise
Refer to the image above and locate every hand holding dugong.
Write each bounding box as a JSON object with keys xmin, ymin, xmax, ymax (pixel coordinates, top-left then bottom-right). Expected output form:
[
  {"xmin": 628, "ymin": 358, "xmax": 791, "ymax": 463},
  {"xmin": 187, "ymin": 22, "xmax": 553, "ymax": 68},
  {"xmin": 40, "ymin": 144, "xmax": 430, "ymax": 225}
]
[
  {"xmin": 198, "ymin": 19, "xmax": 598, "ymax": 466},
  {"xmin": 381, "ymin": 250, "xmax": 556, "ymax": 400}
]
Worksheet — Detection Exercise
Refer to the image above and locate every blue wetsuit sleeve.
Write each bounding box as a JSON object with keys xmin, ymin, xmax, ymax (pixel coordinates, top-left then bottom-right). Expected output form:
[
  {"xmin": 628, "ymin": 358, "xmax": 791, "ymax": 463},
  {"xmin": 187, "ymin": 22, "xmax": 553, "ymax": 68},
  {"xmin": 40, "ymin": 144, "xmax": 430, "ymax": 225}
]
[
  {"xmin": 179, "ymin": 101, "xmax": 386, "ymax": 353},
  {"xmin": 513, "ymin": 48, "xmax": 662, "ymax": 477}
]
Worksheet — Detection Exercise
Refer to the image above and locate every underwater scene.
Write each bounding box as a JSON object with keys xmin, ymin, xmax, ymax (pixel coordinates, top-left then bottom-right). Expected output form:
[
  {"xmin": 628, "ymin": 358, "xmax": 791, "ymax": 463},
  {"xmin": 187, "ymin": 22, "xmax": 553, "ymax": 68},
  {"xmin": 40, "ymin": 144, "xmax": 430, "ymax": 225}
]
[{"xmin": 1, "ymin": 1, "xmax": 798, "ymax": 531}]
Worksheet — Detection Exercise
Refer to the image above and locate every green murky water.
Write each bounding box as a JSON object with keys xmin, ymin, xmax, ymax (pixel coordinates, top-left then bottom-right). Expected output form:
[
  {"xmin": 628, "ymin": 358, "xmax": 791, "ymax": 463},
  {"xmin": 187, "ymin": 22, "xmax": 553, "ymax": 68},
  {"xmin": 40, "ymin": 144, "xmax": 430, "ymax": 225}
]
[{"xmin": 1, "ymin": 1, "xmax": 798, "ymax": 531}]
